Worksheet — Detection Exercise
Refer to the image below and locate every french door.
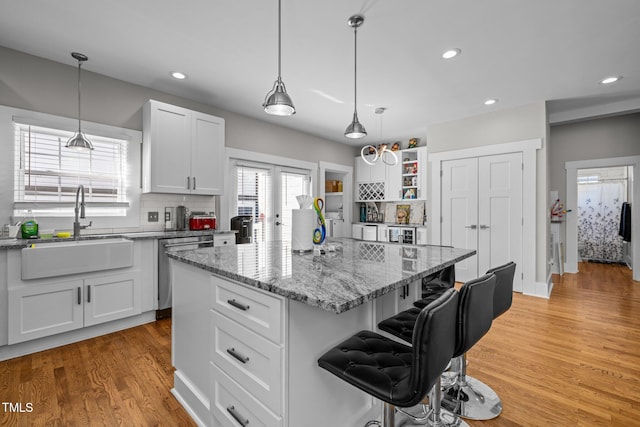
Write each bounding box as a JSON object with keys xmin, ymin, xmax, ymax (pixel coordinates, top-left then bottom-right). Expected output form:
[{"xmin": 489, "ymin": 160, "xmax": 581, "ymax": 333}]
[
  {"xmin": 233, "ymin": 161, "xmax": 311, "ymax": 244},
  {"xmin": 441, "ymin": 153, "xmax": 523, "ymax": 291}
]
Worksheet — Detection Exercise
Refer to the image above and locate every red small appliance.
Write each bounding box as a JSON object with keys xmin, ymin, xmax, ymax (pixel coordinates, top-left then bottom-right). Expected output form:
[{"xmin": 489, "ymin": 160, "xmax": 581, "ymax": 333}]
[{"xmin": 189, "ymin": 214, "xmax": 216, "ymax": 230}]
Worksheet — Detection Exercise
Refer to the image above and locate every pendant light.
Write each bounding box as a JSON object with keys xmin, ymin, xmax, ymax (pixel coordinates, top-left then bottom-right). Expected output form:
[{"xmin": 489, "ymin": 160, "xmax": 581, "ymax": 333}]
[
  {"xmin": 344, "ymin": 15, "xmax": 366, "ymax": 139},
  {"xmin": 360, "ymin": 107, "xmax": 397, "ymax": 165},
  {"xmin": 263, "ymin": 0, "xmax": 295, "ymax": 116},
  {"xmin": 66, "ymin": 52, "xmax": 94, "ymax": 150}
]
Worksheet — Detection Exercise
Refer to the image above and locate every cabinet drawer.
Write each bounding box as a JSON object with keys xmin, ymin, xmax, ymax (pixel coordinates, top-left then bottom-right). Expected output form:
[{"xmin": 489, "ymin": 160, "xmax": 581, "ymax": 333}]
[
  {"xmin": 211, "ymin": 276, "xmax": 283, "ymax": 344},
  {"xmin": 211, "ymin": 363, "xmax": 282, "ymax": 427},
  {"xmin": 211, "ymin": 310, "xmax": 282, "ymax": 414},
  {"xmin": 214, "ymin": 234, "xmax": 236, "ymax": 247}
]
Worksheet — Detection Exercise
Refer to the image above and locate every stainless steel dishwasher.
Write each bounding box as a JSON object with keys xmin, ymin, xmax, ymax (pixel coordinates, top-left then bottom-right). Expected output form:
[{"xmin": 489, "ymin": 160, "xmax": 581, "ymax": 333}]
[{"xmin": 157, "ymin": 235, "xmax": 213, "ymax": 319}]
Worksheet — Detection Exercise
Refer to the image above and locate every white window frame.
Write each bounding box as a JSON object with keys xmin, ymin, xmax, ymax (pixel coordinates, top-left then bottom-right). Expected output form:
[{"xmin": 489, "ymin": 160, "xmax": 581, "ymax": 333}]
[{"xmin": 0, "ymin": 105, "xmax": 141, "ymax": 230}]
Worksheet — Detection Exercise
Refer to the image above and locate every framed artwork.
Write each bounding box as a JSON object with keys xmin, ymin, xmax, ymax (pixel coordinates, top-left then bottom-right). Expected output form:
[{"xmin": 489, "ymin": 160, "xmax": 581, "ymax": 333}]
[{"xmin": 396, "ymin": 204, "xmax": 411, "ymax": 224}]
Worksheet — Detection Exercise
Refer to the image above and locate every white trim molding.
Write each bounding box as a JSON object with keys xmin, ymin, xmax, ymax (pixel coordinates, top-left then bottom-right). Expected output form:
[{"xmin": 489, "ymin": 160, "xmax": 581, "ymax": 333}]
[
  {"xmin": 565, "ymin": 155, "xmax": 640, "ymax": 281},
  {"xmin": 429, "ymin": 138, "xmax": 543, "ymax": 296}
]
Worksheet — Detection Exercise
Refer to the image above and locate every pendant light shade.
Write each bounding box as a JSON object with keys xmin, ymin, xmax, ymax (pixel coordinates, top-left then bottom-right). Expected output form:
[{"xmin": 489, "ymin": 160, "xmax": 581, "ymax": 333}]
[
  {"xmin": 263, "ymin": 0, "xmax": 295, "ymax": 116},
  {"xmin": 345, "ymin": 112, "xmax": 367, "ymax": 139},
  {"xmin": 345, "ymin": 14, "xmax": 366, "ymax": 139},
  {"xmin": 66, "ymin": 52, "xmax": 93, "ymax": 151}
]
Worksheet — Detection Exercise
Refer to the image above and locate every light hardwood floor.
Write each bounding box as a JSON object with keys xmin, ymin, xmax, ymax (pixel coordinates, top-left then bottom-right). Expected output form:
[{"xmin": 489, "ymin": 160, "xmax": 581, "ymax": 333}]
[{"xmin": 1, "ymin": 262, "xmax": 639, "ymax": 426}]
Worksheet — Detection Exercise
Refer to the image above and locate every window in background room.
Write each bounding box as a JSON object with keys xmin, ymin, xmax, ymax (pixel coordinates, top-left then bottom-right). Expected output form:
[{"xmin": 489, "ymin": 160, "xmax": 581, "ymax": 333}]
[{"xmin": 13, "ymin": 122, "xmax": 129, "ymax": 217}]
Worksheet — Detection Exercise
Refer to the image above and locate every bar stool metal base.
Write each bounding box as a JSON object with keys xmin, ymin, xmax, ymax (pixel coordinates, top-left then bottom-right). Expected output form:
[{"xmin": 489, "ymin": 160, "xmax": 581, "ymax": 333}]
[
  {"xmin": 364, "ymin": 405, "xmax": 469, "ymax": 427},
  {"xmin": 442, "ymin": 375, "xmax": 502, "ymax": 420}
]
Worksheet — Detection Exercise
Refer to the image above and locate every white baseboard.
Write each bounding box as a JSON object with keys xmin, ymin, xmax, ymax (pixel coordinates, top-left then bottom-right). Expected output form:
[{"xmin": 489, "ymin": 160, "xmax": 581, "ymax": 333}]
[
  {"xmin": 0, "ymin": 311, "xmax": 156, "ymax": 361},
  {"xmin": 523, "ymin": 275, "xmax": 553, "ymax": 299},
  {"xmin": 172, "ymin": 370, "xmax": 210, "ymax": 427}
]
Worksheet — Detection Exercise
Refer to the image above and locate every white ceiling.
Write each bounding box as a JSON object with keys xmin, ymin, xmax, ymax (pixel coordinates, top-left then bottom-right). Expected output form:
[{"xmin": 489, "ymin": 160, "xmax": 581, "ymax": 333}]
[{"xmin": 2, "ymin": 0, "xmax": 640, "ymax": 145}]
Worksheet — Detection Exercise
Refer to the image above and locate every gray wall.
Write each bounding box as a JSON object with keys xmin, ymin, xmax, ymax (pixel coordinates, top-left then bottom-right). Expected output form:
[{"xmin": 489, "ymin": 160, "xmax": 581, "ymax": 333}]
[
  {"xmin": 426, "ymin": 102, "xmax": 550, "ymax": 286},
  {"xmin": 0, "ymin": 45, "xmax": 357, "ymax": 166},
  {"xmin": 549, "ymin": 112, "xmax": 640, "ymax": 205},
  {"xmin": 0, "ymin": 45, "xmax": 357, "ymax": 231},
  {"xmin": 427, "ymin": 103, "xmax": 548, "ymax": 153}
]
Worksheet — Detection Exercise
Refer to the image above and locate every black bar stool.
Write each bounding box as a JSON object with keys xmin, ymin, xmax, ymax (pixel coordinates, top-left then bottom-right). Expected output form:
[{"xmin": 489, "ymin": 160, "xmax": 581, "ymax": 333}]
[
  {"xmin": 377, "ymin": 274, "xmax": 497, "ymax": 426},
  {"xmin": 442, "ymin": 262, "xmax": 516, "ymax": 420},
  {"xmin": 317, "ymin": 288, "xmax": 459, "ymax": 427},
  {"xmin": 421, "ymin": 264, "xmax": 456, "ymax": 297}
]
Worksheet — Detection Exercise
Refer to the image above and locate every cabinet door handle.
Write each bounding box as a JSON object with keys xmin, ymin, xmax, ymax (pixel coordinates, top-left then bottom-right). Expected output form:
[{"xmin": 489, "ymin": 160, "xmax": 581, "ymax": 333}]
[
  {"xmin": 87, "ymin": 285, "xmax": 91, "ymax": 303},
  {"xmin": 465, "ymin": 224, "xmax": 477, "ymax": 229},
  {"xmin": 227, "ymin": 299, "xmax": 250, "ymax": 311},
  {"xmin": 480, "ymin": 224, "xmax": 490, "ymax": 230},
  {"xmin": 77, "ymin": 287, "xmax": 82, "ymax": 305},
  {"xmin": 193, "ymin": 177, "xmax": 196, "ymax": 190},
  {"xmin": 226, "ymin": 347, "xmax": 250, "ymax": 364},
  {"xmin": 186, "ymin": 176, "xmax": 191, "ymax": 190},
  {"xmin": 226, "ymin": 405, "xmax": 249, "ymax": 426}
]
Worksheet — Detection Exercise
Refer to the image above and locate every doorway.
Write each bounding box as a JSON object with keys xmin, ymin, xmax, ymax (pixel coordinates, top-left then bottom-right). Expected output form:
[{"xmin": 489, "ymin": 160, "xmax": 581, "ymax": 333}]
[
  {"xmin": 231, "ymin": 160, "xmax": 312, "ymax": 243},
  {"xmin": 565, "ymin": 156, "xmax": 640, "ymax": 281},
  {"xmin": 576, "ymin": 166, "xmax": 629, "ymax": 264}
]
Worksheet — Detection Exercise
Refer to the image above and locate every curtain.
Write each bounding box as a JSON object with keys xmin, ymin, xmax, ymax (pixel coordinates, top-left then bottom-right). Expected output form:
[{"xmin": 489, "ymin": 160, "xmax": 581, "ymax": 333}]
[{"xmin": 577, "ymin": 181, "xmax": 625, "ymax": 262}]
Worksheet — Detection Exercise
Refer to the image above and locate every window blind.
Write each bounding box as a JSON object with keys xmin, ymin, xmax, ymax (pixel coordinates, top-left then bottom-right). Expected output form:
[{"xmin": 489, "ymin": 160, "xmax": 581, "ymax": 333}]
[
  {"xmin": 14, "ymin": 122, "xmax": 129, "ymax": 213},
  {"xmin": 235, "ymin": 163, "xmax": 273, "ymax": 244}
]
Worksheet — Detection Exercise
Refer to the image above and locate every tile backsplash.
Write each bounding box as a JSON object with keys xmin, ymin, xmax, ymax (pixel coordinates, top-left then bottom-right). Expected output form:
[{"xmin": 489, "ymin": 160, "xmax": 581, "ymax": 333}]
[{"xmin": 56, "ymin": 194, "xmax": 216, "ymax": 236}]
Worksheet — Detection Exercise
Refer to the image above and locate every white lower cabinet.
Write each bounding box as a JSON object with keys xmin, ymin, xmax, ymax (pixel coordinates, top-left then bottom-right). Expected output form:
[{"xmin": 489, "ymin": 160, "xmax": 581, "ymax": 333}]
[
  {"xmin": 210, "ymin": 311, "xmax": 282, "ymax": 414},
  {"xmin": 83, "ymin": 273, "xmax": 141, "ymax": 327},
  {"xmin": 8, "ymin": 279, "xmax": 84, "ymax": 343},
  {"xmin": 211, "ymin": 363, "xmax": 282, "ymax": 427},
  {"xmin": 8, "ymin": 271, "xmax": 141, "ymax": 344},
  {"xmin": 209, "ymin": 275, "xmax": 284, "ymax": 425}
]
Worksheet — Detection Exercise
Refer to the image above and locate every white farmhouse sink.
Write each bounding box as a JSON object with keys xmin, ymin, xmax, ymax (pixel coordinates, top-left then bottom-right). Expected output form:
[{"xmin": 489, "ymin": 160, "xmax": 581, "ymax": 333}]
[{"xmin": 21, "ymin": 237, "xmax": 134, "ymax": 280}]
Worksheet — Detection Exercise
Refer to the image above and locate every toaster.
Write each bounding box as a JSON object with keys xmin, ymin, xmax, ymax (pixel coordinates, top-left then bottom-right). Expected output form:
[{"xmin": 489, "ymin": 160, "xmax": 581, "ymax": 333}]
[{"xmin": 189, "ymin": 215, "xmax": 216, "ymax": 230}]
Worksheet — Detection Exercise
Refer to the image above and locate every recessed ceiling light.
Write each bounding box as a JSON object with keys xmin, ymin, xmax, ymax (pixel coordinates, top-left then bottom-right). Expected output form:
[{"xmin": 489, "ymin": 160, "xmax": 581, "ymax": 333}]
[
  {"xmin": 600, "ymin": 76, "xmax": 621, "ymax": 85},
  {"xmin": 484, "ymin": 98, "xmax": 498, "ymax": 106},
  {"xmin": 442, "ymin": 48, "xmax": 461, "ymax": 59},
  {"xmin": 170, "ymin": 71, "xmax": 187, "ymax": 80}
]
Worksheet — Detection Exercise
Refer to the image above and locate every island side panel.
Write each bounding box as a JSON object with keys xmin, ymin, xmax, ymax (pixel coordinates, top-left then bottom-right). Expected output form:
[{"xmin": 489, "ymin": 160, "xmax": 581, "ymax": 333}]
[
  {"xmin": 171, "ymin": 260, "xmax": 211, "ymax": 426},
  {"xmin": 287, "ymin": 298, "xmax": 378, "ymax": 426}
]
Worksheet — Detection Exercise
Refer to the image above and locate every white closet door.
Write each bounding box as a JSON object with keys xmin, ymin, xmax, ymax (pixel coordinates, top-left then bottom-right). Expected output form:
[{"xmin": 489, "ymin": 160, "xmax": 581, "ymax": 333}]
[
  {"xmin": 441, "ymin": 158, "xmax": 478, "ymax": 282},
  {"xmin": 478, "ymin": 153, "xmax": 523, "ymax": 292}
]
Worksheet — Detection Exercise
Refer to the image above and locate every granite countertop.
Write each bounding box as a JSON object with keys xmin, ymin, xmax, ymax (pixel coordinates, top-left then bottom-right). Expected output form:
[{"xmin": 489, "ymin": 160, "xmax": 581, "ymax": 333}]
[
  {"xmin": 0, "ymin": 229, "xmax": 237, "ymax": 249},
  {"xmin": 167, "ymin": 238, "xmax": 475, "ymax": 314}
]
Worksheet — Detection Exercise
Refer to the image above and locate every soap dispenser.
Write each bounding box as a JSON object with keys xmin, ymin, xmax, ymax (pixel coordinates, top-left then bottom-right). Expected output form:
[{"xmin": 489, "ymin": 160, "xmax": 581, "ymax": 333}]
[{"xmin": 21, "ymin": 210, "xmax": 39, "ymax": 239}]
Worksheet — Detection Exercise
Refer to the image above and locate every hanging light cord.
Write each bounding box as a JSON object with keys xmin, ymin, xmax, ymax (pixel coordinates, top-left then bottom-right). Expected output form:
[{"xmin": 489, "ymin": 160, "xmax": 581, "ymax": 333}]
[
  {"xmin": 77, "ymin": 60, "xmax": 83, "ymax": 133},
  {"xmin": 352, "ymin": 22, "xmax": 358, "ymax": 115},
  {"xmin": 277, "ymin": 0, "xmax": 283, "ymax": 82}
]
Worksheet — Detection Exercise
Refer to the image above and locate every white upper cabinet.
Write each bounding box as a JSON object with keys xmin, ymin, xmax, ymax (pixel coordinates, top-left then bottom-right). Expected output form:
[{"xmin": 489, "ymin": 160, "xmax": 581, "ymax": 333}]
[
  {"xmin": 355, "ymin": 155, "xmax": 386, "ymax": 183},
  {"xmin": 142, "ymin": 100, "xmax": 225, "ymax": 195}
]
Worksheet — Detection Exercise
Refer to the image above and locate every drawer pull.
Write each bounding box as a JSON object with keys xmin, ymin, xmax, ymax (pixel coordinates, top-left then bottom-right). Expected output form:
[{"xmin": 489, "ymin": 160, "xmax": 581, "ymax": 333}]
[
  {"xmin": 228, "ymin": 299, "xmax": 250, "ymax": 311},
  {"xmin": 226, "ymin": 405, "xmax": 249, "ymax": 426},
  {"xmin": 226, "ymin": 347, "xmax": 250, "ymax": 364}
]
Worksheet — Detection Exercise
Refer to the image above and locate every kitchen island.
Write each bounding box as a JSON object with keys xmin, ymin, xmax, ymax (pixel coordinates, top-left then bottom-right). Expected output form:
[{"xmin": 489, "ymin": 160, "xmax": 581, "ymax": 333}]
[{"xmin": 168, "ymin": 238, "xmax": 475, "ymax": 427}]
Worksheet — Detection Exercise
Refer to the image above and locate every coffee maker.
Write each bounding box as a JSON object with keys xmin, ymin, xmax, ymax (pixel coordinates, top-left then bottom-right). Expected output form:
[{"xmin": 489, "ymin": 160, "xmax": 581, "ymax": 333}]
[{"xmin": 231, "ymin": 216, "xmax": 253, "ymax": 244}]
